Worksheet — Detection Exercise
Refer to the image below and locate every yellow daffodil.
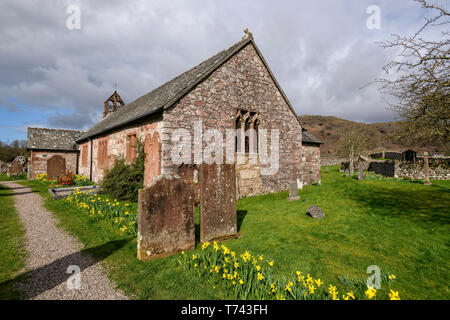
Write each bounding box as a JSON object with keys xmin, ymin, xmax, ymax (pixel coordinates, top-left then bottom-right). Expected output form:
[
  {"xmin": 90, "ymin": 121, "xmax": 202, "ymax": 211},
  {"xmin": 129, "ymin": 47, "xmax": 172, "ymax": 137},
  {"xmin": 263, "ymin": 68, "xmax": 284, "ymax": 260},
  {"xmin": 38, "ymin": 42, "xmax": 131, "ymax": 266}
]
[
  {"xmin": 365, "ymin": 286, "xmax": 377, "ymax": 299},
  {"xmin": 389, "ymin": 290, "xmax": 400, "ymax": 300}
]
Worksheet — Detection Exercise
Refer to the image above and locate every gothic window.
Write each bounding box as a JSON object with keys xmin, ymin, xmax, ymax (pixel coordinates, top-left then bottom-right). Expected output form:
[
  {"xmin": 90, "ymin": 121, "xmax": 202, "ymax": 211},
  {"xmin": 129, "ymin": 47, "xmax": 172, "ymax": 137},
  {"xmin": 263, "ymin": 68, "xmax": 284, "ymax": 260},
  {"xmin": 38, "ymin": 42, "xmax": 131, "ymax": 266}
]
[
  {"xmin": 235, "ymin": 116, "xmax": 242, "ymax": 153},
  {"xmin": 235, "ymin": 110, "xmax": 260, "ymax": 154},
  {"xmin": 126, "ymin": 133, "xmax": 137, "ymax": 163},
  {"xmin": 82, "ymin": 144, "xmax": 88, "ymax": 167},
  {"xmin": 98, "ymin": 140, "xmax": 108, "ymax": 169}
]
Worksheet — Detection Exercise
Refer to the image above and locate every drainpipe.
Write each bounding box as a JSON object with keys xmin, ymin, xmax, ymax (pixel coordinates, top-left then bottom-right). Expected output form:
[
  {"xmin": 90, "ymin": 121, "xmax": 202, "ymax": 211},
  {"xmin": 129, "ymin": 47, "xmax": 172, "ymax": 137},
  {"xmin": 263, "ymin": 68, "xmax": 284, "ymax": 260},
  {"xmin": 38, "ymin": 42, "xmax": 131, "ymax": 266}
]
[
  {"xmin": 75, "ymin": 150, "xmax": 80, "ymax": 175},
  {"xmin": 89, "ymin": 138, "xmax": 93, "ymax": 181}
]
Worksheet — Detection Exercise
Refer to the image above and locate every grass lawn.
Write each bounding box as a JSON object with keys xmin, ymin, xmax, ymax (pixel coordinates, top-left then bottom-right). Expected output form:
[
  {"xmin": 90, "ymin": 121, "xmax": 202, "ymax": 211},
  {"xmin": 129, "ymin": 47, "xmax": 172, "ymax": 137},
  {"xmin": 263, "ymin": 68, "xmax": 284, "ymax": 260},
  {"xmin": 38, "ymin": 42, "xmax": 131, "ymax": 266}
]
[
  {"xmin": 20, "ymin": 165, "xmax": 450, "ymax": 300},
  {"xmin": 0, "ymin": 183, "xmax": 27, "ymax": 299},
  {"xmin": 0, "ymin": 173, "xmax": 27, "ymax": 181}
]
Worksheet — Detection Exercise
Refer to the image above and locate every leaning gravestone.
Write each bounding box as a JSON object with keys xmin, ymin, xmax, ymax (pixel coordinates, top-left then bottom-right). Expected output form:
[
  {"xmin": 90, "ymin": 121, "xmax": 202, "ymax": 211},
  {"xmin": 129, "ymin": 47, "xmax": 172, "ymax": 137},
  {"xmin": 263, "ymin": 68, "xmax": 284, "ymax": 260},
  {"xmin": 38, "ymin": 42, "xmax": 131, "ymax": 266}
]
[
  {"xmin": 358, "ymin": 163, "xmax": 364, "ymax": 181},
  {"xmin": 137, "ymin": 173, "xmax": 195, "ymax": 261},
  {"xmin": 287, "ymin": 182, "xmax": 300, "ymax": 201},
  {"xmin": 198, "ymin": 163, "xmax": 237, "ymax": 242},
  {"xmin": 307, "ymin": 205, "xmax": 325, "ymax": 219},
  {"xmin": 424, "ymin": 152, "xmax": 431, "ymax": 185}
]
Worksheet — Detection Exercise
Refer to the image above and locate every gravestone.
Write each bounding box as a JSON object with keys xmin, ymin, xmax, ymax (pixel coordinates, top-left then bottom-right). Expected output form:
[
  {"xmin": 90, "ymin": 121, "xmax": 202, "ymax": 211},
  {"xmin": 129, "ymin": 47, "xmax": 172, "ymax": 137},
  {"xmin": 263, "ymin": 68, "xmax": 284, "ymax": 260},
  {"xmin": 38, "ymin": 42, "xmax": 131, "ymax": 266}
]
[
  {"xmin": 358, "ymin": 163, "xmax": 364, "ymax": 181},
  {"xmin": 199, "ymin": 163, "xmax": 237, "ymax": 242},
  {"xmin": 7, "ymin": 161, "xmax": 23, "ymax": 176},
  {"xmin": 287, "ymin": 182, "xmax": 300, "ymax": 201},
  {"xmin": 47, "ymin": 155, "xmax": 66, "ymax": 180},
  {"xmin": 137, "ymin": 173, "xmax": 195, "ymax": 261},
  {"xmin": 424, "ymin": 152, "xmax": 431, "ymax": 185},
  {"xmin": 307, "ymin": 205, "xmax": 325, "ymax": 219}
]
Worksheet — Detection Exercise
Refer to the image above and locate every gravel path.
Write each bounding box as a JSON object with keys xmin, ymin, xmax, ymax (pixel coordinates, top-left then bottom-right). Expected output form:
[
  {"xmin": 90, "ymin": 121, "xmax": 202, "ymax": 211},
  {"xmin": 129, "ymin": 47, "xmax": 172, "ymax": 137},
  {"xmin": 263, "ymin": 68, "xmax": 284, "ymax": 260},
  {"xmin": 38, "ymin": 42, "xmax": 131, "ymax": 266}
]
[{"xmin": 1, "ymin": 181, "xmax": 127, "ymax": 300}]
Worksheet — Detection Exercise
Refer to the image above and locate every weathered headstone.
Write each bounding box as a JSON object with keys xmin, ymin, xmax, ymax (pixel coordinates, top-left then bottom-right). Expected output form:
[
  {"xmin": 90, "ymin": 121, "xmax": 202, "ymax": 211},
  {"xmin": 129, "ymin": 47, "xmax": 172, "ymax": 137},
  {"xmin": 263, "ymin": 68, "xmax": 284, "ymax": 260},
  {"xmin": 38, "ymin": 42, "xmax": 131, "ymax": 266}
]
[
  {"xmin": 137, "ymin": 173, "xmax": 195, "ymax": 261},
  {"xmin": 358, "ymin": 162, "xmax": 364, "ymax": 181},
  {"xmin": 424, "ymin": 152, "xmax": 431, "ymax": 185},
  {"xmin": 199, "ymin": 163, "xmax": 237, "ymax": 242},
  {"xmin": 287, "ymin": 182, "xmax": 300, "ymax": 201},
  {"xmin": 307, "ymin": 205, "xmax": 325, "ymax": 219},
  {"xmin": 47, "ymin": 155, "xmax": 66, "ymax": 180},
  {"xmin": 7, "ymin": 161, "xmax": 23, "ymax": 176}
]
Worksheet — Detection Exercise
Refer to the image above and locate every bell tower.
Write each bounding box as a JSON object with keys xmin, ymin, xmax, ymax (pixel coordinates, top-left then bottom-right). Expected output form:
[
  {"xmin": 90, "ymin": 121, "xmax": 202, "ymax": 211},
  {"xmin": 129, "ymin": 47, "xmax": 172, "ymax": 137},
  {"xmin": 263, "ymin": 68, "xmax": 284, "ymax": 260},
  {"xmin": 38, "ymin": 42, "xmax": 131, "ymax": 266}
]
[{"xmin": 103, "ymin": 90, "xmax": 125, "ymax": 118}]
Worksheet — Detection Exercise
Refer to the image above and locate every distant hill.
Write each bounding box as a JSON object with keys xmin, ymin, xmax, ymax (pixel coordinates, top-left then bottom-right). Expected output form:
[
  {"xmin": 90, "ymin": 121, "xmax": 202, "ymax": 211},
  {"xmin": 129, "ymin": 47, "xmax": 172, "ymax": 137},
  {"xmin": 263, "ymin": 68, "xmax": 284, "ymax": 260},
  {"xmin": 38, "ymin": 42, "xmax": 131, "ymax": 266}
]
[{"xmin": 299, "ymin": 115, "xmax": 446, "ymax": 157}]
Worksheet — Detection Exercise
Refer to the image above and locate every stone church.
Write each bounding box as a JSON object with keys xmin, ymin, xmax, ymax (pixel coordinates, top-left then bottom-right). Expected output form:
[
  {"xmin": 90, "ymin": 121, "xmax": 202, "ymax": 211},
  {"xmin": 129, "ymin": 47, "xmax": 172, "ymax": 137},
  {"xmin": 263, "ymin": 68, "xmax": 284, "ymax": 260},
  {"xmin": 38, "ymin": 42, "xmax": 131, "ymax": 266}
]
[{"xmin": 27, "ymin": 31, "xmax": 322, "ymax": 197}]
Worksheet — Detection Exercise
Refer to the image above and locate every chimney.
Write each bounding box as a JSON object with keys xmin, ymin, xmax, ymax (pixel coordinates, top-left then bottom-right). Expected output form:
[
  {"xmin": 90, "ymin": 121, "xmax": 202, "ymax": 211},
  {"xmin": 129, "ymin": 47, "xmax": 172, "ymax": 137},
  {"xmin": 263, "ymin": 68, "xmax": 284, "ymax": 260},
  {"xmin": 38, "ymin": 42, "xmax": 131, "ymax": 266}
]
[{"xmin": 103, "ymin": 90, "xmax": 125, "ymax": 118}]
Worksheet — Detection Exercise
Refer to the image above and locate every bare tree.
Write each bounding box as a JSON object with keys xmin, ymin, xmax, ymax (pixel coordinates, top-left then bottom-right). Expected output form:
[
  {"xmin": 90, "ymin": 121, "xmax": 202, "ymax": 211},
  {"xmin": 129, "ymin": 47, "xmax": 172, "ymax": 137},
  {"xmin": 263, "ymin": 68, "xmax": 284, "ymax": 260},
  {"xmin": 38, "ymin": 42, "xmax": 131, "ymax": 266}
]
[
  {"xmin": 378, "ymin": 0, "xmax": 449, "ymax": 151},
  {"xmin": 337, "ymin": 125, "xmax": 371, "ymax": 175}
]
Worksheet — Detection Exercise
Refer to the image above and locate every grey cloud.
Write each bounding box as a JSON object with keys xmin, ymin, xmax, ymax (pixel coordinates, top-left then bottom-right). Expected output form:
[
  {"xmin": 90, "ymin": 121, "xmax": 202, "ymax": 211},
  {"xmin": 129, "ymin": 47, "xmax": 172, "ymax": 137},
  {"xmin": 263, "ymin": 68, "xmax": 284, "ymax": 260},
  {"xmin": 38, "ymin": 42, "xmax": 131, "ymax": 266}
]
[{"xmin": 0, "ymin": 0, "xmax": 434, "ymax": 134}]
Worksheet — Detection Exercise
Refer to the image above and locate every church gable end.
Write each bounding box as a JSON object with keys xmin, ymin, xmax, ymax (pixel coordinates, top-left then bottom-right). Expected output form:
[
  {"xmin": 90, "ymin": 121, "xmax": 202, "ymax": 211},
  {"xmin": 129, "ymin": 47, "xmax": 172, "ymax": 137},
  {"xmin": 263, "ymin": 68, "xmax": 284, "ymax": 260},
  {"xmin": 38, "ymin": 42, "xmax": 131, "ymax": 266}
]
[{"xmin": 162, "ymin": 40, "xmax": 303, "ymax": 197}]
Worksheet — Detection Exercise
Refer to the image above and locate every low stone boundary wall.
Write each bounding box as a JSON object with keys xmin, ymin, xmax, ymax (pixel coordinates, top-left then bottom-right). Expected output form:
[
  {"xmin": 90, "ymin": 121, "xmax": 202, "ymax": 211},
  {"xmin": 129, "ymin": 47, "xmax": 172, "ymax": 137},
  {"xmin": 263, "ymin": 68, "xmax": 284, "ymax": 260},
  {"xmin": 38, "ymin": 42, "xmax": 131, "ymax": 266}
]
[
  {"xmin": 368, "ymin": 161, "xmax": 396, "ymax": 177},
  {"xmin": 396, "ymin": 162, "xmax": 450, "ymax": 180},
  {"xmin": 366, "ymin": 160, "xmax": 450, "ymax": 180},
  {"xmin": 321, "ymin": 158, "xmax": 348, "ymax": 166}
]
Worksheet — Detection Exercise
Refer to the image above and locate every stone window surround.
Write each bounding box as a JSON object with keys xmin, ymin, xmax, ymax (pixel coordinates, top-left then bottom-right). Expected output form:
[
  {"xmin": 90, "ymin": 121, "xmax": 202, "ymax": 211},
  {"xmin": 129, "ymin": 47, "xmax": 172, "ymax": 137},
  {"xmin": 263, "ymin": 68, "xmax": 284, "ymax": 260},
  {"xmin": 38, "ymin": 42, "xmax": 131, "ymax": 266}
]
[
  {"xmin": 235, "ymin": 109, "xmax": 260, "ymax": 155},
  {"xmin": 126, "ymin": 131, "xmax": 137, "ymax": 163},
  {"xmin": 98, "ymin": 138, "xmax": 108, "ymax": 169},
  {"xmin": 81, "ymin": 144, "xmax": 88, "ymax": 167}
]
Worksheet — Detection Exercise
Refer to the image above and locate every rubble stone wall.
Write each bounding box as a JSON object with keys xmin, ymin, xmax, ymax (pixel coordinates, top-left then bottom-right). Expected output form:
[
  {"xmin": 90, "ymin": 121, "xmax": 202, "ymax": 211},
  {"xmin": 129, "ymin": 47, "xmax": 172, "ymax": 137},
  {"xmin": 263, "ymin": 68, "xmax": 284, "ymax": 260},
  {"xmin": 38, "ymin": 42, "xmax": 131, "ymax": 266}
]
[
  {"xmin": 28, "ymin": 150, "xmax": 77, "ymax": 180},
  {"xmin": 78, "ymin": 115, "xmax": 163, "ymax": 185},
  {"xmin": 301, "ymin": 143, "xmax": 321, "ymax": 185},
  {"xmin": 161, "ymin": 42, "xmax": 303, "ymax": 197}
]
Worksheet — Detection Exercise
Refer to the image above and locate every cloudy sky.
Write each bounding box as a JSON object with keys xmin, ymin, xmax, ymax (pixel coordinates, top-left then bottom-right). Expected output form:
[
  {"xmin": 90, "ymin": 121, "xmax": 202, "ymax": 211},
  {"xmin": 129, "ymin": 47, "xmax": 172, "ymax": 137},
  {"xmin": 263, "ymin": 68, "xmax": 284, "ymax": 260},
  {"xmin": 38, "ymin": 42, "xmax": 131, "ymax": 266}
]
[{"xmin": 0, "ymin": 0, "xmax": 439, "ymax": 142}]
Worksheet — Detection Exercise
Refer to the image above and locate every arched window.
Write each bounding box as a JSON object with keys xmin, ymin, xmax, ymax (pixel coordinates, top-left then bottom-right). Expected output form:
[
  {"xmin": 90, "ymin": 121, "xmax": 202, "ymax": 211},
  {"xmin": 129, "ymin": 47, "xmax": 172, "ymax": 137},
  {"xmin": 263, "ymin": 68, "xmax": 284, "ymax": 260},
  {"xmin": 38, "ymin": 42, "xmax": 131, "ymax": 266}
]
[
  {"xmin": 235, "ymin": 116, "xmax": 242, "ymax": 153},
  {"xmin": 253, "ymin": 118, "xmax": 259, "ymax": 154},
  {"xmin": 245, "ymin": 119, "xmax": 251, "ymax": 153},
  {"xmin": 235, "ymin": 110, "xmax": 259, "ymax": 154}
]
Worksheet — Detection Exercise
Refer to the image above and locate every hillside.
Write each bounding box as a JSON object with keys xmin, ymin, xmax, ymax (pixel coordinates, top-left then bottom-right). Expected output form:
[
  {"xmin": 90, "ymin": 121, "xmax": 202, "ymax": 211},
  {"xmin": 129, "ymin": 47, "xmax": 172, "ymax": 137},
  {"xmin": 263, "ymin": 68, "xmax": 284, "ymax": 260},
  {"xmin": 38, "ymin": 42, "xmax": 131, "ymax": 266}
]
[{"xmin": 299, "ymin": 115, "xmax": 446, "ymax": 157}]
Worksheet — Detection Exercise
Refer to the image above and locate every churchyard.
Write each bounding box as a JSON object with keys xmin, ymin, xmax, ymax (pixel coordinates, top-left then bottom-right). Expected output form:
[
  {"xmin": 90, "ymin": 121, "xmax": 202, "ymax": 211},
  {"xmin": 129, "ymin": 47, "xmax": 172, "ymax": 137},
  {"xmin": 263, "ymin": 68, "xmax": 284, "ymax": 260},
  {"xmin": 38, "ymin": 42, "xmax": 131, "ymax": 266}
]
[{"xmin": 1, "ymin": 165, "xmax": 448, "ymax": 300}]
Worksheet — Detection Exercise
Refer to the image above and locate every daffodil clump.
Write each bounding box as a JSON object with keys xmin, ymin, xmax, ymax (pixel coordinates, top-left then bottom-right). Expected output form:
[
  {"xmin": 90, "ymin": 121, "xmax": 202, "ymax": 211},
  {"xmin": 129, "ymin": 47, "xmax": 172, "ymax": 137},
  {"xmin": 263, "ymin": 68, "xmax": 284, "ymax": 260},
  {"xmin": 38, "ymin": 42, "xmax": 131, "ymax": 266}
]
[
  {"xmin": 36, "ymin": 173, "xmax": 52, "ymax": 183},
  {"xmin": 179, "ymin": 243, "xmax": 401, "ymax": 300},
  {"xmin": 66, "ymin": 188, "xmax": 136, "ymax": 236},
  {"xmin": 73, "ymin": 174, "xmax": 95, "ymax": 186},
  {"xmin": 35, "ymin": 173, "xmax": 95, "ymax": 187}
]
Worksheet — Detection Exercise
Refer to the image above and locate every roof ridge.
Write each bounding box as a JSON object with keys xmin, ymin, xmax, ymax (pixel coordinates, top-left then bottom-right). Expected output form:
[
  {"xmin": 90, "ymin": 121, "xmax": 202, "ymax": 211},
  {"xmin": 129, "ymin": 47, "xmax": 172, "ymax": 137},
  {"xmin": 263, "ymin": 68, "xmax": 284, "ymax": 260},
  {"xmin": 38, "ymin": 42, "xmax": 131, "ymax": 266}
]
[
  {"xmin": 28, "ymin": 127, "xmax": 86, "ymax": 133},
  {"xmin": 77, "ymin": 36, "xmax": 250, "ymax": 142}
]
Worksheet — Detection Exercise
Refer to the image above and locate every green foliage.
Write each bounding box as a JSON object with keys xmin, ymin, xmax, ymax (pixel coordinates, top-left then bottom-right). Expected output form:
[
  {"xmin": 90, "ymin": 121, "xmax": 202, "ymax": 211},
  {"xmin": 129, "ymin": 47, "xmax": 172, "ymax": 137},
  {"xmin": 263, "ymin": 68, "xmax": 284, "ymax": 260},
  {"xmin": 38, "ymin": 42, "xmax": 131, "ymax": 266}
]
[
  {"xmin": 0, "ymin": 140, "xmax": 27, "ymax": 162},
  {"xmin": 0, "ymin": 173, "xmax": 27, "ymax": 181},
  {"xmin": 101, "ymin": 139, "xmax": 145, "ymax": 202},
  {"xmin": 18, "ymin": 166, "xmax": 450, "ymax": 299},
  {"xmin": 356, "ymin": 171, "xmax": 425, "ymax": 184},
  {"xmin": 73, "ymin": 174, "xmax": 95, "ymax": 186},
  {"xmin": 0, "ymin": 184, "xmax": 27, "ymax": 299}
]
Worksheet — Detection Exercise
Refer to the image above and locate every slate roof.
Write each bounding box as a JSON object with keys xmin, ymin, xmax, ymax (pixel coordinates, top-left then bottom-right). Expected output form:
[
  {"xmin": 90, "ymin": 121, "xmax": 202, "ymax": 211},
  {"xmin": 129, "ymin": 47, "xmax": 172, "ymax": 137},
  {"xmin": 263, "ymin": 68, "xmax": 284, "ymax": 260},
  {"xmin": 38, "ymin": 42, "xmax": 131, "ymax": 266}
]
[
  {"xmin": 77, "ymin": 37, "xmax": 251, "ymax": 142},
  {"xmin": 77, "ymin": 34, "xmax": 301, "ymax": 142},
  {"xmin": 302, "ymin": 128, "xmax": 323, "ymax": 145},
  {"xmin": 27, "ymin": 127, "xmax": 85, "ymax": 151}
]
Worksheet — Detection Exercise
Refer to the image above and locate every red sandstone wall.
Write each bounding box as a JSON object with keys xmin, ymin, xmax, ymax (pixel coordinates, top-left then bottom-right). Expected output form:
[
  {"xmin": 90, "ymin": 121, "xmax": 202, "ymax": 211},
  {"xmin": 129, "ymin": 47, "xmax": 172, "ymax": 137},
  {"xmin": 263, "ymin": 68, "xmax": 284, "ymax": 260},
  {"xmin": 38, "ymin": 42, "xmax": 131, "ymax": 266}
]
[
  {"xmin": 78, "ymin": 118, "xmax": 162, "ymax": 185},
  {"xmin": 78, "ymin": 141, "xmax": 90, "ymax": 178},
  {"xmin": 161, "ymin": 42, "xmax": 303, "ymax": 197},
  {"xmin": 301, "ymin": 144, "xmax": 321, "ymax": 185},
  {"xmin": 28, "ymin": 150, "xmax": 78, "ymax": 180}
]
